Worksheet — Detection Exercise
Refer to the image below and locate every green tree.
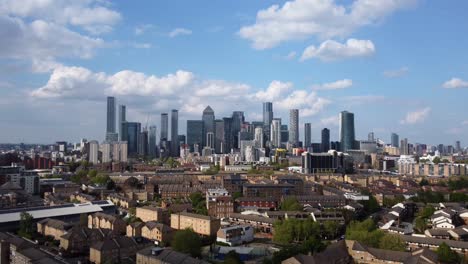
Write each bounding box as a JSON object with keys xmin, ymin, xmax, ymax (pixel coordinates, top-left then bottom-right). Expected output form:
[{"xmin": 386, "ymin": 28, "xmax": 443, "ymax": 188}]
[
  {"xmin": 172, "ymin": 228, "xmax": 202, "ymax": 257},
  {"xmin": 88, "ymin": 169, "xmax": 98, "ymax": 178},
  {"xmin": 379, "ymin": 234, "xmax": 406, "ymax": 251},
  {"xmin": 190, "ymin": 192, "xmax": 204, "ymax": 207},
  {"xmin": 359, "ymin": 191, "xmax": 380, "ymax": 214},
  {"xmin": 224, "ymin": 250, "xmax": 243, "ymax": 264},
  {"xmin": 419, "ymin": 178, "xmax": 429, "ymax": 186},
  {"xmin": 414, "ymin": 217, "xmax": 427, "ymax": 233},
  {"xmin": 433, "ymin": 157, "xmax": 441, "ymax": 164},
  {"xmin": 280, "ymin": 197, "xmax": 303, "ymax": 211},
  {"xmin": 345, "ymin": 219, "xmax": 384, "ymax": 248},
  {"xmin": 323, "ymin": 221, "xmax": 339, "ymax": 239},
  {"xmin": 232, "ymin": 191, "xmax": 243, "ymax": 200},
  {"xmin": 91, "ymin": 173, "xmax": 110, "ymax": 185},
  {"xmin": 418, "ymin": 206, "xmax": 435, "ymax": 219},
  {"xmin": 18, "ymin": 212, "xmax": 34, "ymax": 239},
  {"xmin": 436, "ymin": 242, "xmax": 460, "ymax": 264}
]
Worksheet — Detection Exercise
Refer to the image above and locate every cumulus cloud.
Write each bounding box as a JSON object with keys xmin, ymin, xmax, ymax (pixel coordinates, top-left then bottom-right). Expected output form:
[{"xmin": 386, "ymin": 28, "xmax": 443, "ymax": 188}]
[
  {"xmin": 400, "ymin": 107, "xmax": 431, "ymax": 125},
  {"xmin": 169, "ymin": 28, "xmax": 192, "ymax": 38},
  {"xmin": 383, "ymin": 66, "xmax": 409, "ymax": 78},
  {"xmin": 320, "ymin": 115, "xmax": 339, "ymax": 127},
  {"xmin": 239, "ymin": 0, "xmax": 416, "ymax": 49},
  {"xmin": 285, "ymin": 51, "xmax": 297, "ymax": 60},
  {"xmin": 252, "ymin": 81, "xmax": 293, "ymax": 101},
  {"xmin": 301, "ymin": 39, "xmax": 375, "ymax": 61},
  {"xmin": 312, "ymin": 79, "xmax": 352, "ymax": 90},
  {"xmin": 442, "ymin": 78, "xmax": 468, "ymax": 89},
  {"xmin": 30, "ymin": 65, "xmax": 331, "ymax": 121},
  {"xmin": 0, "ymin": 16, "xmax": 104, "ymax": 61},
  {"xmin": 0, "ymin": 0, "xmax": 121, "ymax": 34}
]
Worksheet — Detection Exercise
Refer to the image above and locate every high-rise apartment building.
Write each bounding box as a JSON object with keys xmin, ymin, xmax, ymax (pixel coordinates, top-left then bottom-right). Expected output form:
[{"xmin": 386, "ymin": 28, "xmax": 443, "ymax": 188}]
[
  {"xmin": 400, "ymin": 138, "xmax": 409, "ymax": 155},
  {"xmin": 289, "ymin": 109, "xmax": 299, "ymax": 146},
  {"xmin": 160, "ymin": 113, "xmax": 168, "ymax": 142},
  {"xmin": 368, "ymin": 132, "xmax": 375, "ymax": 142},
  {"xmin": 270, "ymin": 118, "xmax": 281, "ymax": 148},
  {"xmin": 254, "ymin": 127, "xmax": 264, "ymax": 148},
  {"xmin": 106, "ymin": 96, "xmax": 118, "ymax": 141},
  {"xmin": 321, "ymin": 128, "xmax": 330, "ymax": 152},
  {"xmin": 339, "ymin": 111, "xmax": 355, "ymax": 151},
  {"xmin": 138, "ymin": 129, "xmax": 148, "ymax": 156},
  {"xmin": 171, "ymin": 109, "xmax": 179, "ymax": 156},
  {"xmin": 89, "ymin": 140, "xmax": 99, "ymax": 164},
  {"xmin": 304, "ymin": 123, "xmax": 311, "ymax": 148}
]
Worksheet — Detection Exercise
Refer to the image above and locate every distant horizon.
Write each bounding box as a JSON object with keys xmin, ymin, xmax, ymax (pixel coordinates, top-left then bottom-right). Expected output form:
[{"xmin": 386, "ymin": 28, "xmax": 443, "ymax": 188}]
[{"xmin": 1, "ymin": 1, "xmax": 467, "ymax": 144}]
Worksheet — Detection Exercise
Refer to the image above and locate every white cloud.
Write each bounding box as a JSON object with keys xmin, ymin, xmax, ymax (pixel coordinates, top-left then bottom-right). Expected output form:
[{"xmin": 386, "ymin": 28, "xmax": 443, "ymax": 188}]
[
  {"xmin": 134, "ymin": 24, "xmax": 153, "ymax": 35},
  {"xmin": 276, "ymin": 90, "xmax": 331, "ymax": 117},
  {"xmin": 400, "ymin": 107, "xmax": 431, "ymax": 125},
  {"xmin": 301, "ymin": 39, "xmax": 375, "ymax": 61},
  {"xmin": 312, "ymin": 79, "xmax": 352, "ymax": 90},
  {"xmin": 252, "ymin": 80, "xmax": 293, "ymax": 101},
  {"xmin": 285, "ymin": 51, "xmax": 297, "ymax": 60},
  {"xmin": 383, "ymin": 66, "xmax": 409, "ymax": 78},
  {"xmin": 320, "ymin": 115, "xmax": 339, "ymax": 127},
  {"xmin": 239, "ymin": 0, "xmax": 416, "ymax": 49},
  {"xmin": 195, "ymin": 80, "xmax": 250, "ymax": 97},
  {"xmin": 0, "ymin": 0, "xmax": 121, "ymax": 34},
  {"xmin": 442, "ymin": 78, "xmax": 468, "ymax": 89},
  {"xmin": 0, "ymin": 16, "xmax": 104, "ymax": 61},
  {"xmin": 169, "ymin": 28, "xmax": 192, "ymax": 38},
  {"xmin": 30, "ymin": 66, "xmax": 195, "ymax": 98},
  {"xmin": 30, "ymin": 65, "xmax": 331, "ymax": 121}
]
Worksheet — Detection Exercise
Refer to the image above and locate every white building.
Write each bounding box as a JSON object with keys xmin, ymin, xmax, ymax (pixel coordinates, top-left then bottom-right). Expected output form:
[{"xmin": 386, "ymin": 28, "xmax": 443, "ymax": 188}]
[
  {"xmin": 88, "ymin": 140, "xmax": 99, "ymax": 164},
  {"xmin": 270, "ymin": 118, "xmax": 281, "ymax": 148},
  {"xmin": 217, "ymin": 225, "xmax": 254, "ymax": 246}
]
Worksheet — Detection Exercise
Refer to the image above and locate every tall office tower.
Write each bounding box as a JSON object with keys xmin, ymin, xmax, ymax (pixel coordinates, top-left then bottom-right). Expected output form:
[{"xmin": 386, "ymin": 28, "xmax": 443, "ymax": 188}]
[
  {"xmin": 304, "ymin": 123, "xmax": 311, "ymax": 148},
  {"xmin": 214, "ymin": 119, "xmax": 224, "ymax": 154},
  {"xmin": 187, "ymin": 120, "xmax": 204, "ymax": 152},
  {"xmin": 456, "ymin": 141, "xmax": 461, "ymax": 152},
  {"xmin": 280, "ymin": 125, "xmax": 289, "ymax": 143},
  {"xmin": 118, "ymin": 105, "xmax": 126, "ymax": 141},
  {"xmin": 170, "ymin": 109, "xmax": 179, "ymax": 156},
  {"xmin": 138, "ymin": 129, "xmax": 148, "ymax": 156},
  {"xmin": 202, "ymin": 106, "xmax": 215, "ymax": 147},
  {"xmin": 206, "ymin": 132, "xmax": 215, "ymax": 149},
  {"xmin": 89, "ymin": 140, "xmax": 99, "ymax": 164},
  {"xmin": 368, "ymin": 132, "xmax": 375, "ymax": 142},
  {"xmin": 106, "ymin": 96, "xmax": 118, "ymax": 141},
  {"xmin": 289, "ymin": 109, "xmax": 299, "ymax": 146},
  {"xmin": 160, "ymin": 113, "xmax": 168, "ymax": 142},
  {"xmin": 339, "ymin": 111, "xmax": 355, "ymax": 151},
  {"xmin": 391, "ymin": 133, "xmax": 399, "ymax": 148},
  {"xmin": 437, "ymin": 144, "xmax": 444, "ymax": 155},
  {"xmin": 101, "ymin": 142, "xmax": 112, "ymax": 163},
  {"xmin": 223, "ymin": 117, "xmax": 233, "ymax": 153},
  {"xmin": 270, "ymin": 118, "xmax": 281, "ymax": 148},
  {"xmin": 125, "ymin": 122, "xmax": 141, "ymax": 156},
  {"xmin": 321, "ymin": 128, "xmax": 330, "ymax": 152},
  {"xmin": 400, "ymin": 138, "xmax": 409, "ymax": 155},
  {"xmin": 148, "ymin": 126, "xmax": 157, "ymax": 158},
  {"xmin": 263, "ymin": 102, "xmax": 273, "ymax": 140},
  {"xmin": 231, "ymin": 111, "xmax": 245, "ymax": 149},
  {"xmin": 254, "ymin": 127, "xmax": 264, "ymax": 148}
]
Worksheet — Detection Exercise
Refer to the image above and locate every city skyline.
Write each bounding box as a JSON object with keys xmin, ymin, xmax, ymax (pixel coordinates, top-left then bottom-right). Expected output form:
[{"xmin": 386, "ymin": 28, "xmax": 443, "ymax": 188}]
[{"xmin": 0, "ymin": 1, "xmax": 467, "ymax": 144}]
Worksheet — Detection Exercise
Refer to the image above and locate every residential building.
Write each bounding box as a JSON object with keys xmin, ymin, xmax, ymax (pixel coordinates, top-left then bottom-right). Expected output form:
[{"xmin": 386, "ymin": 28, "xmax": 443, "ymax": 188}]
[
  {"xmin": 37, "ymin": 218, "xmax": 72, "ymax": 240},
  {"xmin": 141, "ymin": 222, "xmax": 173, "ymax": 244},
  {"xmin": 106, "ymin": 96, "xmax": 117, "ymax": 142},
  {"xmin": 90, "ymin": 236, "xmax": 144, "ymax": 264},
  {"xmin": 206, "ymin": 188, "xmax": 234, "ymax": 218},
  {"xmin": 170, "ymin": 212, "xmax": 220, "ymax": 236},
  {"xmin": 304, "ymin": 123, "xmax": 311, "ymax": 148},
  {"xmin": 88, "ymin": 212, "xmax": 126, "ymax": 234},
  {"xmin": 136, "ymin": 206, "xmax": 169, "ymax": 224},
  {"xmin": 136, "ymin": 247, "xmax": 210, "ymax": 264},
  {"xmin": 217, "ymin": 225, "xmax": 254, "ymax": 246},
  {"xmin": 289, "ymin": 109, "xmax": 299, "ymax": 146},
  {"xmin": 271, "ymin": 118, "xmax": 281, "ymax": 148}
]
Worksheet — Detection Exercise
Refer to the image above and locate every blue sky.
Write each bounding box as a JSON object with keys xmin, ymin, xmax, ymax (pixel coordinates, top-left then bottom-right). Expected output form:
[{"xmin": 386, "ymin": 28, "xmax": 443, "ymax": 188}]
[{"xmin": 0, "ymin": 0, "xmax": 467, "ymax": 146}]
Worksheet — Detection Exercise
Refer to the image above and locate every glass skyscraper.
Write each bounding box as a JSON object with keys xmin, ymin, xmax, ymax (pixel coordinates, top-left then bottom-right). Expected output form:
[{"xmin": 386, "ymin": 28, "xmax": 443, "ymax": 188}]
[
  {"xmin": 106, "ymin": 96, "xmax": 118, "ymax": 141},
  {"xmin": 187, "ymin": 120, "xmax": 204, "ymax": 152},
  {"xmin": 391, "ymin": 133, "xmax": 399, "ymax": 148},
  {"xmin": 304, "ymin": 123, "xmax": 311, "ymax": 148},
  {"xmin": 339, "ymin": 111, "xmax": 355, "ymax": 151},
  {"xmin": 125, "ymin": 122, "xmax": 141, "ymax": 156},
  {"xmin": 202, "ymin": 106, "xmax": 215, "ymax": 147},
  {"xmin": 263, "ymin": 102, "xmax": 273, "ymax": 140},
  {"xmin": 170, "ymin": 109, "xmax": 179, "ymax": 156},
  {"xmin": 118, "ymin": 105, "xmax": 126, "ymax": 141},
  {"xmin": 321, "ymin": 128, "xmax": 330, "ymax": 152}
]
